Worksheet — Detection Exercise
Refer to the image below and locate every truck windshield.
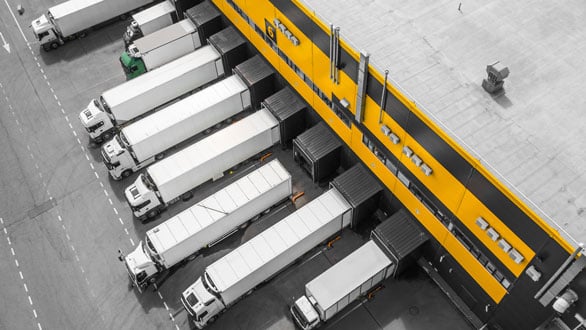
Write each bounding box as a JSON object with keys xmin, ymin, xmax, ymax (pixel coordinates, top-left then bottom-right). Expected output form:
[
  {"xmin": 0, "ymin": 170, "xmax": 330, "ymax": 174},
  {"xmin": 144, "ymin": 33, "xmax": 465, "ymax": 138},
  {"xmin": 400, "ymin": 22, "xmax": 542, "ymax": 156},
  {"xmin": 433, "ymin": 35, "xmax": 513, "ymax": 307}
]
[
  {"xmin": 291, "ymin": 303, "xmax": 311, "ymax": 328},
  {"xmin": 118, "ymin": 133, "xmax": 129, "ymax": 148},
  {"xmin": 141, "ymin": 173, "xmax": 155, "ymax": 190},
  {"xmin": 99, "ymin": 96, "xmax": 111, "ymax": 115},
  {"xmin": 144, "ymin": 236, "xmax": 160, "ymax": 263},
  {"xmin": 203, "ymin": 271, "xmax": 219, "ymax": 296}
]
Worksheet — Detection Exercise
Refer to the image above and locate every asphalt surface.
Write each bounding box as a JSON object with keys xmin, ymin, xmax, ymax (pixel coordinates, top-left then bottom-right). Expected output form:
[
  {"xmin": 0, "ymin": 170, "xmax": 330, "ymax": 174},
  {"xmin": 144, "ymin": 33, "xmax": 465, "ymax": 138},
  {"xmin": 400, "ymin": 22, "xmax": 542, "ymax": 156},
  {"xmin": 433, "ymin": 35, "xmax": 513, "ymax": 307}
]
[{"xmin": 0, "ymin": 1, "xmax": 472, "ymax": 329}]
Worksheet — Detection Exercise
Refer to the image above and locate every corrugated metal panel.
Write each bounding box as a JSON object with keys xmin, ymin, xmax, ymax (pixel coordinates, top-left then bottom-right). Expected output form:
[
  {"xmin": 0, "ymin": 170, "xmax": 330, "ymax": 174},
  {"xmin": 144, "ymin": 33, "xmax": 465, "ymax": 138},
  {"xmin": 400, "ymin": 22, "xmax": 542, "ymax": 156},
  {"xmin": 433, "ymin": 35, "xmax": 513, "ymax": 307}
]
[
  {"xmin": 233, "ymin": 56, "xmax": 272, "ymax": 86},
  {"xmin": 330, "ymin": 163, "xmax": 381, "ymax": 210},
  {"xmin": 372, "ymin": 209, "xmax": 429, "ymax": 261},
  {"xmin": 185, "ymin": 1, "xmax": 220, "ymax": 27},
  {"xmin": 294, "ymin": 122, "xmax": 342, "ymax": 161},
  {"xmin": 263, "ymin": 87, "xmax": 306, "ymax": 121},
  {"xmin": 208, "ymin": 26, "xmax": 245, "ymax": 55}
]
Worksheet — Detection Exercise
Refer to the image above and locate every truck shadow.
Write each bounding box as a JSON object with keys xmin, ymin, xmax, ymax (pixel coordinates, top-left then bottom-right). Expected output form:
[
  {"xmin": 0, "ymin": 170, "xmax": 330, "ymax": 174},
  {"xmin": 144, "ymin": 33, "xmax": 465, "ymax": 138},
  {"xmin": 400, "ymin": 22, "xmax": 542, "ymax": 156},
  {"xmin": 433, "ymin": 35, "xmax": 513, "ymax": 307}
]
[{"xmin": 38, "ymin": 19, "xmax": 128, "ymax": 65}]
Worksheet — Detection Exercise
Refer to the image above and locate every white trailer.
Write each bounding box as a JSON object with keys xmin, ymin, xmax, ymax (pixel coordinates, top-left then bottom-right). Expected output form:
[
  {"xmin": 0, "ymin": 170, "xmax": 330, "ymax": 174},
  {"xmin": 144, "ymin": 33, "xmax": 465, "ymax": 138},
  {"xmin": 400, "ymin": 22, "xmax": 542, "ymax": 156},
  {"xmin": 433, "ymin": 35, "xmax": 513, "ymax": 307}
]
[
  {"xmin": 123, "ymin": 159, "xmax": 292, "ymax": 291},
  {"xmin": 290, "ymin": 240, "xmax": 393, "ymax": 329},
  {"xmin": 121, "ymin": 1, "xmax": 222, "ymax": 78},
  {"xmin": 124, "ymin": 108, "xmax": 281, "ymax": 221},
  {"xmin": 31, "ymin": 0, "xmax": 154, "ymax": 51},
  {"xmin": 103, "ymin": 56, "xmax": 274, "ymax": 179},
  {"xmin": 180, "ymin": 187, "xmax": 353, "ymax": 328},
  {"xmin": 79, "ymin": 27, "xmax": 247, "ymax": 143},
  {"xmin": 123, "ymin": 0, "xmax": 177, "ymax": 47}
]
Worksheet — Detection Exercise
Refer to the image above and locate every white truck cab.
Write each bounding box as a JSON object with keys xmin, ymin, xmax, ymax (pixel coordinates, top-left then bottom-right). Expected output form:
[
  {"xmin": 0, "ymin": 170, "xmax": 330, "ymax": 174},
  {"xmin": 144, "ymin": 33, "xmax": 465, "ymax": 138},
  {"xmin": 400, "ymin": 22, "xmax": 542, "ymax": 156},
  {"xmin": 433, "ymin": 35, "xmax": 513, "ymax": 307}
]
[
  {"xmin": 79, "ymin": 98, "xmax": 114, "ymax": 141},
  {"xmin": 102, "ymin": 133, "xmax": 149, "ymax": 179},
  {"xmin": 31, "ymin": 14, "xmax": 60, "ymax": 49},
  {"xmin": 181, "ymin": 274, "xmax": 224, "ymax": 328},
  {"xmin": 124, "ymin": 173, "xmax": 160, "ymax": 219},
  {"xmin": 124, "ymin": 240, "xmax": 159, "ymax": 291},
  {"xmin": 290, "ymin": 296, "xmax": 320, "ymax": 330}
]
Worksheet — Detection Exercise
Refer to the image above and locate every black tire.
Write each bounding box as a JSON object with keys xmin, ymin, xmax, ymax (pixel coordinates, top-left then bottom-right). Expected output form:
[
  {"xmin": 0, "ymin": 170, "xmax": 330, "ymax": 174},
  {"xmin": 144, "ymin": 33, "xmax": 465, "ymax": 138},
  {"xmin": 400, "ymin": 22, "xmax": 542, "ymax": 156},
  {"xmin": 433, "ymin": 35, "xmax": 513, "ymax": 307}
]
[
  {"xmin": 50, "ymin": 42, "xmax": 59, "ymax": 49},
  {"xmin": 119, "ymin": 13, "xmax": 128, "ymax": 20},
  {"xmin": 187, "ymin": 253, "xmax": 197, "ymax": 261},
  {"xmin": 208, "ymin": 316, "xmax": 217, "ymax": 324},
  {"xmin": 155, "ymin": 153, "xmax": 164, "ymax": 160},
  {"xmin": 122, "ymin": 170, "xmax": 132, "ymax": 178},
  {"xmin": 102, "ymin": 132, "xmax": 112, "ymax": 141},
  {"xmin": 148, "ymin": 277, "xmax": 156, "ymax": 284},
  {"xmin": 146, "ymin": 209, "xmax": 159, "ymax": 219},
  {"xmin": 42, "ymin": 45, "xmax": 50, "ymax": 52},
  {"xmin": 181, "ymin": 192, "xmax": 193, "ymax": 201},
  {"xmin": 79, "ymin": 31, "xmax": 87, "ymax": 38}
]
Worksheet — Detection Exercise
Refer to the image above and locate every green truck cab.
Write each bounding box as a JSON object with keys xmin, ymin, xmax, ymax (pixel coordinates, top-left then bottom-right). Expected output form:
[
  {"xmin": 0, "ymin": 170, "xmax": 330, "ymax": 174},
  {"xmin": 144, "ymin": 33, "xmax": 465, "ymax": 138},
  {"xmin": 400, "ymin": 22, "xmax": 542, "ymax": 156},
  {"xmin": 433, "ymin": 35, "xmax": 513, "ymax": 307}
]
[{"xmin": 120, "ymin": 48, "xmax": 146, "ymax": 79}]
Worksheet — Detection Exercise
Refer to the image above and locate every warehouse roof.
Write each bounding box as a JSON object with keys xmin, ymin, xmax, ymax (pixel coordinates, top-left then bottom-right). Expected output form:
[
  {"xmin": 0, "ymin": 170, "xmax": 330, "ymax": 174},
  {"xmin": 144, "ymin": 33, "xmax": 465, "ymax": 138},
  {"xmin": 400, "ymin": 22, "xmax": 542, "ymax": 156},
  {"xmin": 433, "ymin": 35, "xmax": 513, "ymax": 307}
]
[{"xmin": 303, "ymin": 0, "xmax": 586, "ymax": 246}]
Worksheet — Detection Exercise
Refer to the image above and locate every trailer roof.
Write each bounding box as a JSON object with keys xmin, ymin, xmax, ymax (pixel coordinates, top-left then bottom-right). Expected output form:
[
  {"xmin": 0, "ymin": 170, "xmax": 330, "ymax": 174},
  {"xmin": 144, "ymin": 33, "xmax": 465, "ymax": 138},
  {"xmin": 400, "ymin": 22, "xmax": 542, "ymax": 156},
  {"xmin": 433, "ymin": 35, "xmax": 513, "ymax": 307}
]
[
  {"xmin": 147, "ymin": 160, "xmax": 291, "ymax": 254},
  {"xmin": 206, "ymin": 188, "xmax": 351, "ymax": 293},
  {"xmin": 302, "ymin": 0, "xmax": 586, "ymax": 246},
  {"xmin": 103, "ymin": 46, "xmax": 219, "ymax": 107},
  {"xmin": 133, "ymin": 1, "xmax": 175, "ymax": 25},
  {"xmin": 122, "ymin": 74, "xmax": 247, "ymax": 146},
  {"xmin": 306, "ymin": 240, "xmax": 392, "ymax": 310},
  {"xmin": 148, "ymin": 108, "xmax": 278, "ymax": 187},
  {"xmin": 50, "ymin": 0, "xmax": 102, "ymax": 19},
  {"xmin": 133, "ymin": 19, "xmax": 196, "ymax": 52},
  {"xmin": 294, "ymin": 122, "xmax": 342, "ymax": 161}
]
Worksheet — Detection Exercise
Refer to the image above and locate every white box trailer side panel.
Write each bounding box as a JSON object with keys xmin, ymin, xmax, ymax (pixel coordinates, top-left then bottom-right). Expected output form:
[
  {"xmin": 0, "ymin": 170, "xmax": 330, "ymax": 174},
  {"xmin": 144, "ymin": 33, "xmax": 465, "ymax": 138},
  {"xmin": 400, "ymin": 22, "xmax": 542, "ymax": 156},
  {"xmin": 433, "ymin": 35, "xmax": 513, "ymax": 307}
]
[
  {"xmin": 124, "ymin": 75, "xmax": 250, "ymax": 162},
  {"xmin": 137, "ymin": 19, "xmax": 200, "ymax": 70},
  {"xmin": 52, "ymin": 0, "xmax": 152, "ymax": 37},
  {"xmin": 206, "ymin": 188, "xmax": 352, "ymax": 305},
  {"xmin": 149, "ymin": 109, "xmax": 279, "ymax": 203},
  {"xmin": 306, "ymin": 240, "xmax": 393, "ymax": 321},
  {"xmin": 133, "ymin": 0, "xmax": 175, "ymax": 35},
  {"xmin": 148, "ymin": 160, "xmax": 292, "ymax": 268},
  {"xmin": 105, "ymin": 46, "xmax": 221, "ymax": 123}
]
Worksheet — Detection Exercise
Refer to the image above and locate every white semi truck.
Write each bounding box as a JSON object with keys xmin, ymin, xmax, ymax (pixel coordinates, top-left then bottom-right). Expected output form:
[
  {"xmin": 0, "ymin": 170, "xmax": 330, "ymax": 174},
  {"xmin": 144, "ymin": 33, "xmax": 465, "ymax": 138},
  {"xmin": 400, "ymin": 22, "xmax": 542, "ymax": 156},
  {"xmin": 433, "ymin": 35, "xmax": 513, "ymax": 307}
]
[
  {"xmin": 121, "ymin": 1, "xmax": 222, "ymax": 79},
  {"xmin": 123, "ymin": 159, "xmax": 292, "ymax": 291},
  {"xmin": 180, "ymin": 187, "xmax": 354, "ymax": 328},
  {"xmin": 31, "ymin": 0, "xmax": 155, "ymax": 51},
  {"xmin": 79, "ymin": 27, "xmax": 247, "ymax": 143},
  {"xmin": 123, "ymin": 0, "xmax": 178, "ymax": 47},
  {"xmin": 290, "ymin": 240, "xmax": 393, "ymax": 329},
  {"xmin": 102, "ymin": 56, "xmax": 274, "ymax": 179},
  {"xmin": 124, "ymin": 108, "xmax": 281, "ymax": 221}
]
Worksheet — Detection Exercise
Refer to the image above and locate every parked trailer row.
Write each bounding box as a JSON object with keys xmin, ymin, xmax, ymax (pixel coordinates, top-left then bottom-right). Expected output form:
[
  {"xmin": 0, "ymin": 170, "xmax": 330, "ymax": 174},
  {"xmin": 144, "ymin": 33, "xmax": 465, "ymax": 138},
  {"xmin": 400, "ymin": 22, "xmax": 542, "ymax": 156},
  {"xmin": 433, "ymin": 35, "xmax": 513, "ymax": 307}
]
[
  {"xmin": 102, "ymin": 55, "xmax": 274, "ymax": 180},
  {"xmin": 79, "ymin": 26, "xmax": 246, "ymax": 143},
  {"xmin": 31, "ymin": 0, "xmax": 155, "ymax": 51},
  {"xmin": 123, "ymin": 159, "xmax": 292, "ymax": 291},
  {"xmin": 181, "ymin": 187, "xmax": 354, "ymax": 328},
  {"xmin": 121, "ymin": 1, "xmax": 223, "ymax": 79}
]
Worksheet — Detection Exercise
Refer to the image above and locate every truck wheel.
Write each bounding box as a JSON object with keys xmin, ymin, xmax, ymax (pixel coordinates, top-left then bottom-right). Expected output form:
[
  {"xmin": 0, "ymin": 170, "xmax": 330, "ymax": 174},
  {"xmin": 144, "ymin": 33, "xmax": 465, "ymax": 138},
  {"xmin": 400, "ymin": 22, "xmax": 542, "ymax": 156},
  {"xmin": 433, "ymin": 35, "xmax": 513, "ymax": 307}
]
[
  {"xmin": 155, "ymin": 153, "xmax": 164, "ymax": 160},
  {"xmin": 78, "ymin": 31, "xmax": 87, "ymax": 38},
  {"xmin": 187, "ymin": 253, "xmax": 197, "ymax": 261},
  {"xmin": 122, "ymin": 170, "xmax": 132, "ymax": 178},
  {"xmin": 208, "ymin": 316, "xmax": 217, "ymax": 324},
  {"xmin": 102, "ymin": 132, "xmax": 112, "ymax": 141},
  {"xmin": 50, "ymin": 42, "xmax": 59, "ymax": 50},
  {"xmin": 42, "ymin": 45, "xmax": 50, "ymax": 52},
  {"xmin": 148, "ymin": 277, "xmax": 156, "ymax": 284},
  {"xmin": 181, "ymin": 192, "xmax": 193, "ymax": 201},
  {"xmin": 119, "ymin": 13, "xmax": 128, "ymax": 20},
  {"xmin": 147, "ymin": 209, "xmax": 159, "ymax": 219}
]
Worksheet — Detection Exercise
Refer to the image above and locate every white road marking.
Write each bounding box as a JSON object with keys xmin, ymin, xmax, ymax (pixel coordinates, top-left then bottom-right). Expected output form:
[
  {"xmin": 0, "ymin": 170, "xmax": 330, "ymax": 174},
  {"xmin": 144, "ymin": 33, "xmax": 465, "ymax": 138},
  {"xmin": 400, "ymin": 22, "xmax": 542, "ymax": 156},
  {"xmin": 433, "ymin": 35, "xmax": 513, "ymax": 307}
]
[
  {"xmin": 68, "ymin": 122, "xmax": 73, "ymax": 129},
  {"xmin": 10, "ymin": 247, "xmax": 14, "ymax": 255},
  {"xmin": 89, "ymin": 163, "xmax": 94, "ymax": 170},
  {"xmin": 33, "ymin": 309, "xmax": 37, "ymax": 318},
  {"xmin": 38, "ymin": 322, "xmax": 42, "ymax": 330},
  {"xmin": 24, "ymin": 283, "xmax": 28, "ymax": 292},
  {"xmin": 75, "ymin": 255, "xmax": 80, "ymax": 262},
  {"xmin": 113, "ymin": 208, "xmax": 118, "ymax": 215},
  {"xmin": 99, "ymin": 182, "xmax": 104, "ymax": 188},
  {"xmin": 0, "ymin": 218, "xmax": 3, "ymax": 224},
  {"xmin": 70, "ymin": 245, "xmax": 75, "ymax": 252},
  {"xmin": 103, "ymin": 190, "xmax": 108, "ymax": 197},
  {"xmin": 130, "ymin": 238, "xmax": 135, "ymax": 246},
  {"xmin": 118, "ymin": 218, "xmax": 123, "ymax": 225},
  {"xmin": 85, "ymin": 154, "xmax": 90, "ymax": 161},
  {"xmin": 158, "ymin": 292, "xmax": 163, "ymax": 299},
  {"xmin": 19, "ymin": 271, "xmax": 23, "ymax": 279},
  {"xmin": 80, "ymin": 266, "xmax": 84, "ymax": 273},
  {"xmin": 53, "ymin": 94, "xmax": 57, "ymax": 100},
  {"xmin": 65, "ymin": 116, "xmax": 69, "ymax": 122},
  {"xmin": 2, "ymin": 0, "xmax": 29, "ymax": 43},
  {"xmin": 95, "ymin": 172, "xmax": 100, "ymax": 179},
  {"xmin": 15, "ymin": 259, "xmax": 19, "ymax": 267},
  {"xmin": 65, "ymin": 234, "xmax": 70, "ymax": 241},
  {"xmin": 124, "ymin": 228, "xmax": 129, "ymax": 235},
  {"xmin": 108, "ymin": 198, "xmax": 112, "ymax": 205},
  {"xmin": 28, "ymin": 296, "xmax": 32, "ymax": 305},
  {"xmin": 72, "ymin": 131, "xmax": 77, "ymax": 137},
  {"xmin": 3, "ymin": 228, "xmax": 6, "ymax": 234},
  {"xmin": 57, "ymin": 215, "xmax": 62, "ymax": 222}
]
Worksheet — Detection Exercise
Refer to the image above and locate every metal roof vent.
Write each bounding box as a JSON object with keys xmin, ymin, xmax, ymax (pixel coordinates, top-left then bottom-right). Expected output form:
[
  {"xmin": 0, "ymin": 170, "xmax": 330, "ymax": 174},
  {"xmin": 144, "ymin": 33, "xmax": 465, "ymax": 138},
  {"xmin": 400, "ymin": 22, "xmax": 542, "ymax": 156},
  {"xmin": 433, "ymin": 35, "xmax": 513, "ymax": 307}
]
[{"xmin": 482, "ymin": 61, "xmax": 509, "ymax": 95}]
